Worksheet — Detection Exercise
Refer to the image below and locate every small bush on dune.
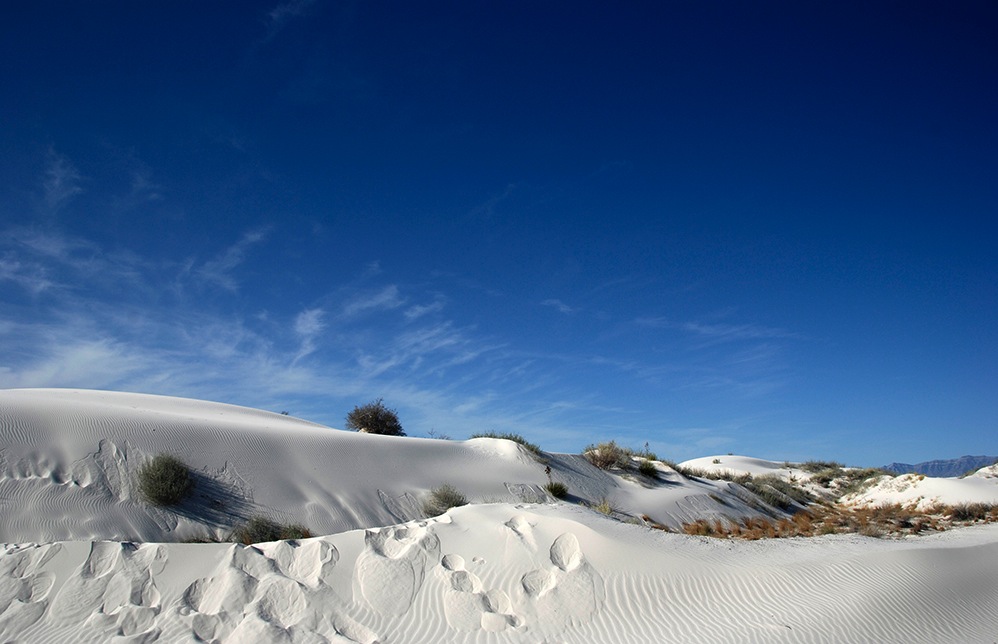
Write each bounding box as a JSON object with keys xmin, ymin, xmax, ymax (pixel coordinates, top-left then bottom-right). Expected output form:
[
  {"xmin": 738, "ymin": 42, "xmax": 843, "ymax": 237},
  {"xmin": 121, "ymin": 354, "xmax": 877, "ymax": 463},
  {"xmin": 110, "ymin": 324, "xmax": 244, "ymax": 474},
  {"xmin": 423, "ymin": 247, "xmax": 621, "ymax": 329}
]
[
  {"xmin": 232, "ymin": 517, "xmax": 312, "ymax": 544},
  {"xmin": 138, "ymin": 454, "xmax": 194, "ymax": 506},
  {"xmin": 947, "ymin": 503, "xmax": 994, "ymax": 522},
  {"xmin": 800, "ymin": 460, "xmax": 845, "ymax": 473},
  {"xmin": 469, "ymin": 431, "xmax": 541, "ymax": 456},
  {"xmin": 583, "ymin": 441, "xmax": 629, "ymax": 470},
  {"xmin": 544, "ymin": 481, "xmax": 569, "ymax": 499},
  {"xmin": 591, "ymin": 498, "xmax": 616, "ymax": 515},
  {"xmin": 345, "ymin": 398, "xmax": 405, "ymax": 436},
  {"xmin": 638, "ymin": 459, "xmax": 659, "ymax": 478},
  {"xmin": 423, "ymin": 484, "xmax": 468, "ymax": 516}
]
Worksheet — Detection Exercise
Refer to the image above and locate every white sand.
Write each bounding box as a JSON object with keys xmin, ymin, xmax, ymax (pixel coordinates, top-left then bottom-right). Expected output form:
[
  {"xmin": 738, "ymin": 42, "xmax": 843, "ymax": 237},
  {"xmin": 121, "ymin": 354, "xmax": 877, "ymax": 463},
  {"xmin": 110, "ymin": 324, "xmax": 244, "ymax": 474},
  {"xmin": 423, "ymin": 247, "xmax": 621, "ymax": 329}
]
[{"xmin": 2, "ymin": 389, "xmax": 998, "ymax": 642}]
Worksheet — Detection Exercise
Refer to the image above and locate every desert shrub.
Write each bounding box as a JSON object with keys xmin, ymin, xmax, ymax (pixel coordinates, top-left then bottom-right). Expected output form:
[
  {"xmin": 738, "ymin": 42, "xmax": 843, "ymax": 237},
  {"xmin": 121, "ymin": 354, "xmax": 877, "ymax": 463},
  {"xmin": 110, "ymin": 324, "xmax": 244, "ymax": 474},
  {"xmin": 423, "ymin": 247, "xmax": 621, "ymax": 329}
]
[
  {"xmin": 638, "ymin": 459, "xmax": 659, "ymax": 478},
  {"xmin": 584, "ymin": 441, "xmax": 632, "ymax": 470},
  {"xmin": 800, "ymin": 460, "xmax": 845, "ymax": 473},
  {"xmin": 636, "ymin": 442, "xmax": 658, "ymax": 461},
  {"xmin": 232, "ymin": 517, "xmax": 312, "ymax": 544},
  {"xmin": 423, "ymin": 484, "xmax": 468, "ymax": 516},
  {"xmin": 712, "ymin": 458, "xmax": 722, "ymax": 464},
  {"xmin": 138, "ymin": 454, "xmax": 194, "ymax": 506},
  {"xmin": 469, "ymin": 431, "xmax": 541, "ymax": 455},
  {"xmin": 544, "ymin": 481, "xmax": 569, "ymax": 499},
  {"xmin": 345, "ymin": 398, "xmax": 405, "ymax": 436},
  {"xmin": 591, "ymin": 498, "xmax": 615, "ymax": 515},
  {"xmin": 838, "ymin": 468, "xmax": 894, "ymax": 495},
  {"xmin": 744, "ymin": 475, "xmax": 814, "ymax": 510},
  {"xmin": 947, "ymin": 503, "xmax": 994, "ymax": 521}
]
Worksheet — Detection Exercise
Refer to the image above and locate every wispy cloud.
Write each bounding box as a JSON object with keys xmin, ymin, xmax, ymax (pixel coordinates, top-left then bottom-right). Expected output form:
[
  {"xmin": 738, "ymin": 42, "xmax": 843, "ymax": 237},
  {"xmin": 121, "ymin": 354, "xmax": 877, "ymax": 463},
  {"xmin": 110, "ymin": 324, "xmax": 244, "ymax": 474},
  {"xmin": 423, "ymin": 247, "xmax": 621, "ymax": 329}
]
[
  {"xmin": 541, "ymin": 299, "xmax": 576, "ymax": 314},
  {"xmin": 341, "ymin": 284, "xmax": 404, "ymax": 317},
  {"xmin": 196, "ymin": 228, "xmax": 269, "ymax": 291},
  {"xmin": 263, "ymin": 0, "xmax": 317, "ymax": 40},
  {"xmin": 405, "ymin": 296, "xmax": 446, "ymax": 320},
  {"xmin": 293, "ymin": 308, "xmax": 325, "ymax": 362},
  {"xmin": 470, "ymin": 183, "xmax": 517, "ymax": 220},
  {"xmin": 41, "ymin": 149, "xmax": 83, "ymax": 213}
]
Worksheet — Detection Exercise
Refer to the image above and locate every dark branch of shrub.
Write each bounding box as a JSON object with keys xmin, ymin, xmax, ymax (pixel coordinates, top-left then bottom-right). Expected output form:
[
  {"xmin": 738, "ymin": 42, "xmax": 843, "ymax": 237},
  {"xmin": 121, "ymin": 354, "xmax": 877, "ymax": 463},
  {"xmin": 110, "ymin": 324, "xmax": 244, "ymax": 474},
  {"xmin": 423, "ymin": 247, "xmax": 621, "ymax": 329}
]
[{"xmin": 345, "ymin": 398, "xmax": 405, "ymax": 436}]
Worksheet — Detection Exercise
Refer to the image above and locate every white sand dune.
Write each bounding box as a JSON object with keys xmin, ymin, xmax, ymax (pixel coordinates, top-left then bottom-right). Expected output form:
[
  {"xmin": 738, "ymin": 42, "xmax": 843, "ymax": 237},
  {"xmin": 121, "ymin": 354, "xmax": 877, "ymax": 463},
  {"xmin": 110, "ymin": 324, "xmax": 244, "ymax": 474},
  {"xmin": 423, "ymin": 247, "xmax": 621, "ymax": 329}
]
[
  {"xmin": 2, "ymin": 388, "xmax": 998, "ymax": 643},
  {"xmin": 845, "ymin": 469, "xmax": 998, "ymax": 510}
]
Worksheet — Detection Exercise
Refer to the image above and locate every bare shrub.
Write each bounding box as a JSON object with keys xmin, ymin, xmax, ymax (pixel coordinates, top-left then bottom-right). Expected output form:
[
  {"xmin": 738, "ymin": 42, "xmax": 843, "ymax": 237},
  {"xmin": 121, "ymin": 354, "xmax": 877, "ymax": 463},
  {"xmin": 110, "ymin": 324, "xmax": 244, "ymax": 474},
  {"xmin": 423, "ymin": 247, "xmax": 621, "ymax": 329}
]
[{"xmin": 345, "ymin": 398, "xmax": 405, "ymax": 436}]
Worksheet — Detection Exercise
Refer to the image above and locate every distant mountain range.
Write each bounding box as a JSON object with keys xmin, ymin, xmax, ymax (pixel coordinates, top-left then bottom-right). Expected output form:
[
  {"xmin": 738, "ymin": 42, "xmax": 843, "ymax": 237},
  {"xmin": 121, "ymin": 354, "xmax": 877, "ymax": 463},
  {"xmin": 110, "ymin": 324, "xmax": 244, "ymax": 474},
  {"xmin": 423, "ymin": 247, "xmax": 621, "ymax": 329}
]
[{"xmin": 883, "ymin": 455, "xmax": 998, "ymax": 478}]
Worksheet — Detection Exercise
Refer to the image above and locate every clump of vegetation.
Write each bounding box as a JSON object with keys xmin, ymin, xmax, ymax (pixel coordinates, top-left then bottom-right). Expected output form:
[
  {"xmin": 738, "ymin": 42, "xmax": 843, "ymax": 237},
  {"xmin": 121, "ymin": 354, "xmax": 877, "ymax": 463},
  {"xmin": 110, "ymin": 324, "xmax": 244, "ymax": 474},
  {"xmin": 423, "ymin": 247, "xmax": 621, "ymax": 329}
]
[
  {"xmin": 947, "ymin": 503, "xmax": 995, "ymax": 522},
  {"xmin": 638, "ymin": 459, "xmax": 659, "ymax": 478},
  {"xmin": 838, "ymin": 467, "xmax": 895, "ymax": 495},
  {"xmin": 423, "ymin": 484, "xmax": 468, "ymax": 516},
  {"xmin": 469, "ymin": 431, "xmax": 541, "ymax": 456},
  {"xmin": 232, "ymin": 517, "xmax": 312, "ymax": 544},
  {"xmin": 345, "ymin": 398, "xmax": 405, "ymax": 436},
  {"xmin": 744, "ymin": 474, "xmax": 814, "ymax": 510},
  {"xmin": 800, "ymin": 460, "xmax": 845, "ymax": 473},
  {"xmin": 590, "ymin": 498, "xmax": 616, "ymax": 516},
  {"xmin": 583, "ymin": 441, "xmax": 629, "ymax": 470},
  {"xmin": 544, "ymin": 481, "xmax": 569, "ymax": 499},
  {"xmin": 138, "ymin": 454, "xmax": 194, "ymax": 506}
]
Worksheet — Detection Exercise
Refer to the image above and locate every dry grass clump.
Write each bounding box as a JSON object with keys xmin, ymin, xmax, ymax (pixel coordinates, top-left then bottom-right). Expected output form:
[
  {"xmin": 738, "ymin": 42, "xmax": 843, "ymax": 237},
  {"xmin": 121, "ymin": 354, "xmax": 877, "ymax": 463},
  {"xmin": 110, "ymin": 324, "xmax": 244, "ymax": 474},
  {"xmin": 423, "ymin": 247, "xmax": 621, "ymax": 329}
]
[
  {"xmin": 638, "ymin": 459, "xmax": 659, "ymax": 478},
  {"xmin": 423, "ymin": 484, "xmax": 468, "ymax": 516},
  {"xmin": 690, "ymin": 501, "xmax": 998, "ymax": 541},
  {"xmin": 469, "ymin": 431, "xmax": 541, "ymax": 456},
  {"xmin": 231, "ymin": 517, "xmax": 312, "ymax": 544},
  {"xmin": 583, "ymin": 441, "xmax": 630, "ymax": 470}
]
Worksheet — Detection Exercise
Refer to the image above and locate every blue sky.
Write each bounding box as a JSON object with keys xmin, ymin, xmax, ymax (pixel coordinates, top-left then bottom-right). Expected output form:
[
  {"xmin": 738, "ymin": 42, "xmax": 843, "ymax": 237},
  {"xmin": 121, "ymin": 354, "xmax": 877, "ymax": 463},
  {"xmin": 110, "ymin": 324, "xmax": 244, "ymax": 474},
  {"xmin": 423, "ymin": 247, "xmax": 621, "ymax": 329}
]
[{"xmin": 1, "ymin": 2, "xmax": 995, "ymax": 465}]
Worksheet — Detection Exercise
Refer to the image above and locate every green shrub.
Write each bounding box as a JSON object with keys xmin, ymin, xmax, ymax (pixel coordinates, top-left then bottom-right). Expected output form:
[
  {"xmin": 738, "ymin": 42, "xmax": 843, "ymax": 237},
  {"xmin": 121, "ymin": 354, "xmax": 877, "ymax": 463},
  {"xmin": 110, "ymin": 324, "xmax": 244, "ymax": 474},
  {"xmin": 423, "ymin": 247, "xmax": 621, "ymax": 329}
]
[
  {"xmin": 232, "ymin": 517, "xmax": 312, "ymax": 544},
  {"xmin": 544, "ymin": 481, "xmax": 569, "ymax": 499},
  {"xmin": 138, "ymin": 454, "xmax": 194, "ymax": 506},
  {"xmin": 469, "ymin": 431, "xmax": 541, "ymax": 455},
  {"xmin": 345, "ymin": 398, "xmax": 405, "ymax": 436},
  {"xmin": 638, "ymin": 459, "xmax": 659, "ymax": 478},
  {"xmin": 583, "ymin": 441, "xmax": 629, "ymax": 470},
  {"xmin": 423, "ymin": 484, "xmax": 468, "ymax": 516}
]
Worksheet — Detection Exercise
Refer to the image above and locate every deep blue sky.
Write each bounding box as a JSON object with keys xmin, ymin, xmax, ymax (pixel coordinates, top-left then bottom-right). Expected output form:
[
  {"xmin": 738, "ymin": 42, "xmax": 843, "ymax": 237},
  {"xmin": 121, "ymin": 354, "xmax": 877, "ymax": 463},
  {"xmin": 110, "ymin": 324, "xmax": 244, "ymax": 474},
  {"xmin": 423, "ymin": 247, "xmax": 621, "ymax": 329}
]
[{"xmin": 2, "ymin": 2, "xmax": 995, "ymax": 465}]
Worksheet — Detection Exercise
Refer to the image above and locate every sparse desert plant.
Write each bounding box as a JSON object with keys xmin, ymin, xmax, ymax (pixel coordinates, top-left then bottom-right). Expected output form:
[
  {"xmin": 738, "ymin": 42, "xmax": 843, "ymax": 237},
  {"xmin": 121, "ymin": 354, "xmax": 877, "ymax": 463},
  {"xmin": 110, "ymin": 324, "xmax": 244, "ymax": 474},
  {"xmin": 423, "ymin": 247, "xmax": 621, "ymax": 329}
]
[
  {"xmin": 591, "ymin": 497, "xmax": 616, "ymax": 516},
  {"xmin": 583, "ymin": 441, "xmax": 629, "ymax": 470},
  {"xmin": 138, "ymin": 453, "xmax": 194, "ymax": 506},
  {"xmin": 345, "ymin": 398, "xmax": 405, "ymax": 436},
  {"xmin": 638, "ymin": 459, "xmax": 659, "ymax": 478},
  {"xmin": 469, "ymin": 431, "xmax": 541, "ymax": 455},
  {"xmin": 232, "ymin": 517, "xmax": 312, "ymax": 544},
  {"xmin": 712, "ymin": 458, "xmax": 721, "ymax": 464},
  {"xmin": 544, "ymin": 481, "xmax": 569, "ymax": 499},
  {"xmin": 744, "ymin": 475, "xmax": 814, "ymax": 510},
  {"xmin": 423, "ymin": 484, "xmax": 468, "ymax": 516},
  {"xmin": 947, "ymin": 503, "xmax": 994, "ymax": 522}
]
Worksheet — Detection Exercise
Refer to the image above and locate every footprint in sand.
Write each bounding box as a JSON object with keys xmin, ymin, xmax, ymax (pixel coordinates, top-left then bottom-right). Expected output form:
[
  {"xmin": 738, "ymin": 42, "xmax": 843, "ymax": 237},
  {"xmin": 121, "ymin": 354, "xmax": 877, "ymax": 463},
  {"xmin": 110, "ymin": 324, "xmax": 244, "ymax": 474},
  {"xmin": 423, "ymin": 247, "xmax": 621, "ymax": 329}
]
[
  {"xmin": 50, "ymin": 541, "xmax": 167, "ymax": 640},
  {"xmin": 0, "ymin": 544, "xmax": 62, "ymax": 641},
  {"xmin": 439, "ymin": 553, "xmax": 521, "ymax": 632},
  {"xmin": 354, "ymin": 523, "xmax": 440, "ymax": 616},
  {"xmin": 516, "ymin": 532, "xmax": 605, "ymax": 629}
]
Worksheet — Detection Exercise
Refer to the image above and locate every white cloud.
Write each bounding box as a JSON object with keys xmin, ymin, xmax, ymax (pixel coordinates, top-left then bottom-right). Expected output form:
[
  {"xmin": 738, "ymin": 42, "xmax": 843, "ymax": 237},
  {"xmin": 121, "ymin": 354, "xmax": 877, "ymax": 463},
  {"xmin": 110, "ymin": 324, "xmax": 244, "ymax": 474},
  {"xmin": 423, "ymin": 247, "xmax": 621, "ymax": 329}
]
[
  {"xmin": 541, "ymin": 299, "xmax": 575, "ymax": 314},
  {"xmin": 42, "ymin": 150, "xmax": 83, "ymax": 213},
  {"xmin": 342, "ymin": 285, "xmax": 404, "ymax": 317},
  {"xmin": 404, "ymin": 297, "xmax": 445, "ymax": 320},
  {"xmin": 197, "ymin": 229, "xmax": 269, "ymax": 291},
  {"xmin": 293, "ymin": 308, "xmax": 325, "ymax": 362}
]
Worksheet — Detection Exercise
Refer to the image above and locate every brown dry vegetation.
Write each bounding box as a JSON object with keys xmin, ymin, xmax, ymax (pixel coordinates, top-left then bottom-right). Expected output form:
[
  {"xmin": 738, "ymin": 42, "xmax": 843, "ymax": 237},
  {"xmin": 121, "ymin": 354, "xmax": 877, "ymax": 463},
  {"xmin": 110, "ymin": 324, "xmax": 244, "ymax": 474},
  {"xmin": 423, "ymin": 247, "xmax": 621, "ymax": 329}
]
[{"xmin": 678, "ymin": 502, "xmax": 998, "ymax": 540}]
